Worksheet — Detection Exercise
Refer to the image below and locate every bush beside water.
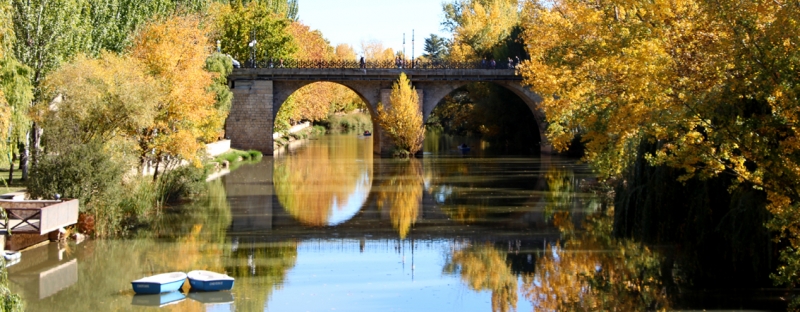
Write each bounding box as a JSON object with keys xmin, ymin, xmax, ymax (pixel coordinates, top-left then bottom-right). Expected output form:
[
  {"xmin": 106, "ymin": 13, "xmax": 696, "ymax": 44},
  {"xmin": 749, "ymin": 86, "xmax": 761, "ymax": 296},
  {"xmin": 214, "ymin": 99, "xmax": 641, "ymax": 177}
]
[
  {"xmin": 27, "ymin": 144, "xmax": 260, "ymax": 237},
  {"xmin": 318, "ymin": 113, "xmax": 372, "ymax": 134}
]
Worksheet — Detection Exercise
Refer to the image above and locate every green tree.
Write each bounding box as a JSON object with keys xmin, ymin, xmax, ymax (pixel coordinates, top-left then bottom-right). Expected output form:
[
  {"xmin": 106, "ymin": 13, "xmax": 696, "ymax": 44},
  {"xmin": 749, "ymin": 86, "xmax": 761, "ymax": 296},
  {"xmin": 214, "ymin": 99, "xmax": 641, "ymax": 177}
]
[
  {"xmin": 423, "ymin": 34, "xmax": 448, "ymax": 60},
  {"xmin": 83, "ymin": 0, "xmax": 209, "ymax": 55},
  {"xmin": 211, "ymin": 1, "xmax": 297, "ymax": 66},
  {"xmin": 0, "ymin": 56, "xmax": 33, "ymax": 182},
  {"xmin": 377, "ymin": 73, "xmax": 425, "ymax": 157},
  {"xmin": 203, "ymin": 52, "xmax": 234, "ymax": 142},
  {"xmin": 10, "ymin": 0, "xmax": 90, "ymax": 179}
]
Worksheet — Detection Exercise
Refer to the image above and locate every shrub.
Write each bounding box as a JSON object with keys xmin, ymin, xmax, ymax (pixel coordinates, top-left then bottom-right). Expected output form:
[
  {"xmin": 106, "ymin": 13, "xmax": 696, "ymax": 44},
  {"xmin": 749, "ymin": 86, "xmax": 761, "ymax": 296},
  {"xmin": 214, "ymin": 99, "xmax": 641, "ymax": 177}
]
[
  {"xmin": 28, "ymin": 141, "xmax": 126, "ymax": 208},
  {"xmin": 156, "ymin": 165, "xmax": 208, "ymax": 205}
]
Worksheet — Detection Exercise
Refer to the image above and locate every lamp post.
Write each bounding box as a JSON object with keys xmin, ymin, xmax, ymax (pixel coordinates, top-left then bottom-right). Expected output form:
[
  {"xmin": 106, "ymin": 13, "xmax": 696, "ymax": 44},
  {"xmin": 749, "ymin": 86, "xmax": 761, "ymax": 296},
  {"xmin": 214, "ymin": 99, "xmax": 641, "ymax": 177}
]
[
  {"xmin": 411, "ymin": 30, "xmax": 415, "ymax": 68},
  {"xmin": 248, "ymin": 39, "xmax": 257, "ymax": 68}
]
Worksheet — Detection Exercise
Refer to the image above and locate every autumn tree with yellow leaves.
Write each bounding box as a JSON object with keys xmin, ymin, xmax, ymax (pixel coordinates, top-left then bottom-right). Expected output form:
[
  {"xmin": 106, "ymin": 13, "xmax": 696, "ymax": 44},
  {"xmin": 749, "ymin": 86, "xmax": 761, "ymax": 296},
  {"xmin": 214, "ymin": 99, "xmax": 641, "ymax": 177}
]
[
  {"xmin": 520, "ymin": 0, "xmax": 800, "ymax": 291},
  {"xmin": 130, "ymin": 16, "xmax": 219, "ymax": 179},
  {"xmin": 377, "ymin": 73, "xmax": 425, "ymax": 157},
  {"xmin": 443, "ymin": 0, "xmax": 520, "ymax": 60}
]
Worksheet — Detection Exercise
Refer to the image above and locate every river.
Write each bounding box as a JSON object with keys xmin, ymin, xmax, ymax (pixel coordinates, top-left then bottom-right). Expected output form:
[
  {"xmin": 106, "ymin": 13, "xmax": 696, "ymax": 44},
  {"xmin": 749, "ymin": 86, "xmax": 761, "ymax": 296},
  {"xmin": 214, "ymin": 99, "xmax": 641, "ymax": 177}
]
[{"xmin": 6, "ymin": 134, "xmax": 791, "ymax": 311}]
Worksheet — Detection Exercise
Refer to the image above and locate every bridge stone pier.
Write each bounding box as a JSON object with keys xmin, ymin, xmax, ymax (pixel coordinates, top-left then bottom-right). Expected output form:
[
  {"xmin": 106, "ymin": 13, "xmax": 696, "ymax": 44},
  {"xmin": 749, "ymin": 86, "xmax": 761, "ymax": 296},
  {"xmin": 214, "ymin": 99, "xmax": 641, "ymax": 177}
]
[{"xmin": 226, "ymin": 68, "xmax": 550, "ymax": 156}]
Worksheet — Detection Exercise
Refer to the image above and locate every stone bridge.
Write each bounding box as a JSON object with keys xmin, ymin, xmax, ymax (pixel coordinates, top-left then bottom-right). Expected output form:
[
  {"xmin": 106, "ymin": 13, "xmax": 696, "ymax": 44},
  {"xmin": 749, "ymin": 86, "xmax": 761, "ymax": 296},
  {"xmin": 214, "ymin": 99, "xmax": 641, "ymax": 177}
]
[{"xmin": 226, "ymin": 68, "xmax": 550, "ymax": 156}]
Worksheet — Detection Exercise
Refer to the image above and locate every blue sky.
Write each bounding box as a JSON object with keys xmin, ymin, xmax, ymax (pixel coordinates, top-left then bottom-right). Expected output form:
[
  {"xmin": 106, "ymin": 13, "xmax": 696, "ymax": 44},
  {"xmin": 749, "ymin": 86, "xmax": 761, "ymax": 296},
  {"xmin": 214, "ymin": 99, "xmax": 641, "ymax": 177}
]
[{"xmin": 297, "ymin": 0, "xmax": 452, "ymax": 57}]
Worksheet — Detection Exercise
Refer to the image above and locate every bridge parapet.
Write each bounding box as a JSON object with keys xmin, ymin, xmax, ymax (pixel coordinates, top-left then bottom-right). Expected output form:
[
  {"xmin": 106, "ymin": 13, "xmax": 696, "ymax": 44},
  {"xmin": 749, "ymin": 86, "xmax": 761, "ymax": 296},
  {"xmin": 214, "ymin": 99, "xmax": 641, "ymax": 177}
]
[{"xmin": 229, "ymin": 68, "xmax": 522, "ymax": 83}]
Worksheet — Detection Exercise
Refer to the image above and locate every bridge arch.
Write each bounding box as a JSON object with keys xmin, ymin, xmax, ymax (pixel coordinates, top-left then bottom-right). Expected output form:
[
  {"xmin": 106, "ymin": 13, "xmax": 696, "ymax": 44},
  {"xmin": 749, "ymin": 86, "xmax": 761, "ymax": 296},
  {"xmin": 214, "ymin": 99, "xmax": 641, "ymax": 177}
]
[{"xmin": 416, "ymin": 80, "xmax": 551, "ymax": 154}]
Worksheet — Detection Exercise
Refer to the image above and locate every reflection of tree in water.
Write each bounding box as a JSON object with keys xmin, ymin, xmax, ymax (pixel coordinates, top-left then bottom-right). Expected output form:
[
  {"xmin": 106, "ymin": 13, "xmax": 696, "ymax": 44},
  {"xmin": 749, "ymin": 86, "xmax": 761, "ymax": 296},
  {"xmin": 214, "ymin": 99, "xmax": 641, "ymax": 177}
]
[
  {"xmin": 274, "ymin": 136, "xmax": 372, "ymax": 226},
  {"xmin": 225, "ymin": 239, "xmax": 298, "ymax": 311},
  {"xmin": 523, "ymin": 210, "xmax": 670, "ymax": 311},
  {"xmin": 377, "ymin": 159, "xmax": 423, "ymax": 239},
  {"xmin": 443, "ymin": 243, "xmax": 518, "ymax": 312}
]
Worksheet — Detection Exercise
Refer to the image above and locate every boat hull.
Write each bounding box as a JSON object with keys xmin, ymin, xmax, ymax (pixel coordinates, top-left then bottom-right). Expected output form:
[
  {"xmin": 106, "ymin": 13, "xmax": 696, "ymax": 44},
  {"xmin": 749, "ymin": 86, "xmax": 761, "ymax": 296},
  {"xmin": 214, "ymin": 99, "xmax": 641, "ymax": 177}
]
[
  {"xmin": 131, "ymin": 272, "xmax": 187, "ymax": 294},
  {"xmin": 132, "ymin": 279, "xmax": 185, "ymax": 294},
  {"xmin": 187, "ymin": 270, "xmax": 235, "ymax": 291},
  {"xmin": 188, "ymin": 278, "xmax": 234, "ymax": 291}
]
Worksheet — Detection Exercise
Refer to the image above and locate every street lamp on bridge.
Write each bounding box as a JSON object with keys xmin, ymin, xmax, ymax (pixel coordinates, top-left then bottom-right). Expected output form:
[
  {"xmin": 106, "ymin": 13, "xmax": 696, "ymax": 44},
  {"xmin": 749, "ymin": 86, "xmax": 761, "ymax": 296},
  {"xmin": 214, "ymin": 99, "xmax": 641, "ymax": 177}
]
[{"xmin": 248, "ymin": 39, "xmax": 257, "ymax": 68}]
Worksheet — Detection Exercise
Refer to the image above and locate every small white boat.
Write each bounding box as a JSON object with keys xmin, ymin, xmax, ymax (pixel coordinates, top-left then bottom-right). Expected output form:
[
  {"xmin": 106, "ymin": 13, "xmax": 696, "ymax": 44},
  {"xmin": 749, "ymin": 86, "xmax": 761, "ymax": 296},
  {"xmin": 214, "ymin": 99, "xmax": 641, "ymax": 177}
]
[
  {"xmin": 187, "ymin": 270, "xmax": 234, "ymax": 291},
  {"xmin": 131, "ymin": 272, "xmax": 187, "ymax": 294}
]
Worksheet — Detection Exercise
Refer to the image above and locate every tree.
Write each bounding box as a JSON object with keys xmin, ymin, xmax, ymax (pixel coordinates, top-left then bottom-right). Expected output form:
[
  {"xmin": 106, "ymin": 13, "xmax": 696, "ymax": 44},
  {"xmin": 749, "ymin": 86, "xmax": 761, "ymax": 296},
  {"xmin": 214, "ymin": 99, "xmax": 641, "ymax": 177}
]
[
  {"xmin": 519, "ymin": 0, "xmax": 800, "ymax": 293},
  {"xmin": 423, "ymin": 34, "xmax": 448, "ymax": 60},
  {"xmin": 210, "ymin": 1, "xmax": 297, "ymax": 66},
  {"xmin": 0, "ymin": 2, "xmax": 33, "ymax": 183},
  {"xmin": 334, "ymin": 43, "xmax": 356, "ymax": 60},
  {"xmin": 442, "ymin": 0, "xmax": 519, "ymax": 57},
  {"xmin": 360, "ymin": 39, "xmax": 394, "ymax": 61},
  {"xmin": 377, "ymin": 73, "xmax": 425, "ymax": 157},
  {"xmin": 83, "ymin": 0, "xmax": 209, "ymax": 55},
  {"xmin": 10, "ymin": 0, "xmax": 91, "ymax": 179},
  {"xmin": 130, "ymin": 15, "xmax": 216, "ymax": 179},
  {"xmin": 38, "ymin": 53, "xmax": 159, "ymax": 148},
  {"xmin": 203, "ymin": 52, "xmax": 234, "ymax": 142}
]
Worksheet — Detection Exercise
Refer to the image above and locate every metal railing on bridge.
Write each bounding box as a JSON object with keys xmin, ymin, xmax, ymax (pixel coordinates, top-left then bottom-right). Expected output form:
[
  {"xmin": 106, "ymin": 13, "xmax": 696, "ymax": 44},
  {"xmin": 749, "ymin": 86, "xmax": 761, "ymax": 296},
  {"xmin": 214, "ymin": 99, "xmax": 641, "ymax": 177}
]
[{"xmin": 248, "ymin": 59, "xmax": 518, "ymax": 70}]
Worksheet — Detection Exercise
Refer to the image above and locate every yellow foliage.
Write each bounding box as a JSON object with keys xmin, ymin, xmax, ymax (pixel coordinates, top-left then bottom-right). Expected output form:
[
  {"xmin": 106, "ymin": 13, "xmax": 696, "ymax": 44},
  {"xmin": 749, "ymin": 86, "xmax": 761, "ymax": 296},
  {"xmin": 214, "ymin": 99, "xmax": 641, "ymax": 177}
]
[
  {"xmin": 377, "ymin": 73, "xmax": 425, "ymax": 155},
  {"xmin": 334, "ymin": 43, "xmax": 357, "ymax": 60},
  {"xmin": 130, "ymin": 15, "xmax": 217, "ymax": 170},
  {"xmin": 444, "ymin": 244, "xmax": 518, "ymax": 312},
  {"xmin": 360, "ymin": 39, "xmax": 395, "ymax": 61},
  {"xmin": 274, "ymin": 136, "xmax": 373, "ymax": 226},
  {"xmin": 444, "ymin": 0, "xmax": 520, "ymax": 57},
  {"xmin": 375, "ymin": 159, "xmax": 423, "ymax": 239},
  {"xmin": 520, "ymin": 0, "xmax": 800, "ymax": 287}
]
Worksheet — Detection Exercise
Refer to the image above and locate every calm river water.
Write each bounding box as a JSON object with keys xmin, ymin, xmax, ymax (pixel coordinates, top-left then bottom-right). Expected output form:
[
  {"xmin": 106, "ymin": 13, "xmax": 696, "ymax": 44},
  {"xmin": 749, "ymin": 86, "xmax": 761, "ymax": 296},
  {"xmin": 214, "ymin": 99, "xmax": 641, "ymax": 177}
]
[{"xmin": 7, "ymin": 134, "xmax": 791, "ymax": 311}]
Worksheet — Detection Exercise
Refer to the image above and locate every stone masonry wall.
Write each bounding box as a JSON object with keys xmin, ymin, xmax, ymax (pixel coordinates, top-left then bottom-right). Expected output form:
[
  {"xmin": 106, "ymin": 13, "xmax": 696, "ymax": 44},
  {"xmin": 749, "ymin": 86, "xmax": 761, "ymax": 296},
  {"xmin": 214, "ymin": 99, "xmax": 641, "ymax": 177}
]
[{"xmin": 227, "ymin": 81, "xmax": 274, "ymax": 154}]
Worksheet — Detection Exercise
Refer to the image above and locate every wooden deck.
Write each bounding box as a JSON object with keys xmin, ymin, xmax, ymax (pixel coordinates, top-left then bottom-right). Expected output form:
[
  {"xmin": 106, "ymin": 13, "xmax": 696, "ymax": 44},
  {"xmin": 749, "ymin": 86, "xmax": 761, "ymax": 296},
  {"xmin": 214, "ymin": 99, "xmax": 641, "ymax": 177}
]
[{"xmin": 0, "ymin": 199, "xmax": 79, "ymax": 235}]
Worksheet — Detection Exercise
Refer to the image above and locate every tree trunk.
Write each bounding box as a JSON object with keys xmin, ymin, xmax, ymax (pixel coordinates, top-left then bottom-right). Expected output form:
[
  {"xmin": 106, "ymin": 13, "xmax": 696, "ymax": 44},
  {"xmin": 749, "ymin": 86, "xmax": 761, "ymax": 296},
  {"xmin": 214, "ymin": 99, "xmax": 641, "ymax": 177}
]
[
  {"xmin": 8, "ymin": 152, "xmax": 15, "ymax": 184},
  {"xmin": 32, "ymin": 122, "xmax": 42, "ymax": 167},
  {"xmin": 19, "ymin": 139, "xmax": 29, "ymax": 181}
]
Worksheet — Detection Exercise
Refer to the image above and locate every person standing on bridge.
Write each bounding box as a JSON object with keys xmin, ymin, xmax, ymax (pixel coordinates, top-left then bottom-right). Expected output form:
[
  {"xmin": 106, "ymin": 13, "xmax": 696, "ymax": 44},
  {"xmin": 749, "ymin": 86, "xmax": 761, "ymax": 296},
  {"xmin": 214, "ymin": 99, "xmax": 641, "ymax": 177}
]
[{"xmin": 360, "ymin": 56, "xmax": 365, "ymax": 69}]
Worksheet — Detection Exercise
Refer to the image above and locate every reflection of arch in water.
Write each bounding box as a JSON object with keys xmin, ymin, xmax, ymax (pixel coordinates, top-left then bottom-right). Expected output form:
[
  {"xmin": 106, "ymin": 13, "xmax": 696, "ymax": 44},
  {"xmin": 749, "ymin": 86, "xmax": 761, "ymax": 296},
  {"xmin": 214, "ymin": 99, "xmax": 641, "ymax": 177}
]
[
  {"xmin": 422, "ymin": 156, "xmax": 593, "ymax": 229},
  {"xmin": 273, "ymin": 135, "xmax": 374, "ymax": 226}
]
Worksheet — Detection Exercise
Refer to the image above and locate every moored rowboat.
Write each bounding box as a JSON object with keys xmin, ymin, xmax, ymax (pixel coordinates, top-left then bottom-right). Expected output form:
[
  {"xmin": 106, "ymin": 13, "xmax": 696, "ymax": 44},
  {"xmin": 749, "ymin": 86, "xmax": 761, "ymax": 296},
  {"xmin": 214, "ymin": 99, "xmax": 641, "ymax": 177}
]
[
  {"xmin": 131, "ymin": 272, "xmax": 187, "ymax": 294},
  {"xmin": 187, "ymin": 270, "xmax": 235, "ymax": 291}
]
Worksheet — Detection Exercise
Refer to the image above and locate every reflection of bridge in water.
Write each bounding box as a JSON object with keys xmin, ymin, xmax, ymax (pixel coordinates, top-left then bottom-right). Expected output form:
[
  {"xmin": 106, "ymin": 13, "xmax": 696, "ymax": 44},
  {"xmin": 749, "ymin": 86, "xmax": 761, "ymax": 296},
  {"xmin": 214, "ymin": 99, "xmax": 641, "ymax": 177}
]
[{"xmin": 223, "ymin": 157, "xmax": 593, "ymax": 244}]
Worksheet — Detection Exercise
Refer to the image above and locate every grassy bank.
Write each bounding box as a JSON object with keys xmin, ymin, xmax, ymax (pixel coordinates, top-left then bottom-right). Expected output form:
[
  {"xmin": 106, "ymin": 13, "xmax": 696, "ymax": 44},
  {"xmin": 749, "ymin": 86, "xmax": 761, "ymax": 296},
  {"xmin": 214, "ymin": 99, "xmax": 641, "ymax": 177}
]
[
  {"xmin": 274, "ymin": 125, "xmax": 326, "ymax": 148},
  {"xmin": 318, "ymin": 113, "xmax": 372, "ymax": 134}
]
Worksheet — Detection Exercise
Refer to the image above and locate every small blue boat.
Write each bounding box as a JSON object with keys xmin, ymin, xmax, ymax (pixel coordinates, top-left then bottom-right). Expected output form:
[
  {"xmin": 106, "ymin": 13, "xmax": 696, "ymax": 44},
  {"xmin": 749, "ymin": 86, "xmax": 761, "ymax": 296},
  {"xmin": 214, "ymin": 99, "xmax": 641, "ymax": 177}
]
[
  {"xmin": 187, "ymin": 270, "xmax": 235, "ymax": 291},
  {"xmin": 458, "ymin": 144, "xmax": 471, "ymax": 153},
  {"xmin": 131, "ymin": 272, "xmax": 187, "ymax": 294},
  {"xmin": 363, "ymin": 131, "xmax": 372, "ymax": 136},
  {"xmin": 131, "ymin": 292, "xmax": 186, "ymax": 307}
]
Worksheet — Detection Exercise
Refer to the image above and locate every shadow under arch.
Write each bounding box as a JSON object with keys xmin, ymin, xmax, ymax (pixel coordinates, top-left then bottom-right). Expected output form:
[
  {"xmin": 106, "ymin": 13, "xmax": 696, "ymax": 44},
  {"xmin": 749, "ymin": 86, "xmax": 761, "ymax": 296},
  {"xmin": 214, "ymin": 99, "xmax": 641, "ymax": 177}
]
[{"xmin": 418, "ymin": 80, "xmax": 549, "ymax": 154}]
